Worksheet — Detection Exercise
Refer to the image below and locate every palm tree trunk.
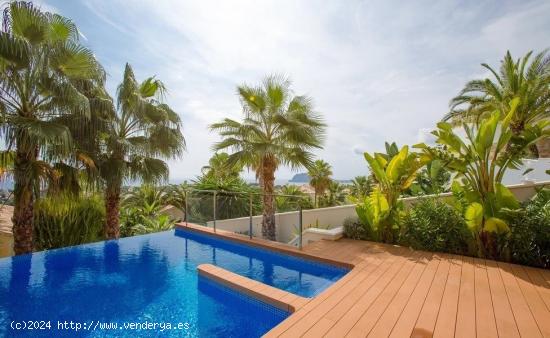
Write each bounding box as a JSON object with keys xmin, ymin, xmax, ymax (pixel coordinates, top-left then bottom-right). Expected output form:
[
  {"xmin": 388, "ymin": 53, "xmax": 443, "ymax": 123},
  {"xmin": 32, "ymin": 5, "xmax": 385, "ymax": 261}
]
[
  {"xmin": 314, "ymin": 190, "xmax": 318, "ymax": 208},
  {"xmin": 104, "ymin": 183, "xmax": 121, "ymax": 239},
  {"xmin": 12, "ymin": 148, "xmax": 36, "ymax": 255},
  {"xmin": 260, "ymin": 158, "xmax": 276, "ymax": 240},
  {"xmin": 536, "ymin": 137, "xmax": 550, "ymax": 158}
]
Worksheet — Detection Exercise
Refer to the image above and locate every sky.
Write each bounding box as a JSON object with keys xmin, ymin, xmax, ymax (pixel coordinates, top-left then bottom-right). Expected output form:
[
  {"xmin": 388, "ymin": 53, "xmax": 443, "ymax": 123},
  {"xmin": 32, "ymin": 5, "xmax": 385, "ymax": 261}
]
[{"xmin": 30, "ymin": 0, "xmax": 550, "ymax": 182}]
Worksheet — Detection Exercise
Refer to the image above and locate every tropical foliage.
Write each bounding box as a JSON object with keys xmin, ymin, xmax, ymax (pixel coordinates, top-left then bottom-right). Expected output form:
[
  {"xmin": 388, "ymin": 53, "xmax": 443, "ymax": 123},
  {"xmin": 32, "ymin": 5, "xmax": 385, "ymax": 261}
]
[
  {"xmin": 308, "ymin": 159, "xmax": 332, "ymax": 207},
  {"xmin": 97, "ymin": 64, "xmax": 185, "ymax": 239},
  {"xmin": 416, "ymin": 99, "xmax": 548, "ymax": 257},
  {"xmin": 446, "ymin": 50, "xmax": 550, "ymax": 157},
  {"xmin": 0, "ymin": 2, "xmax": 108, "ymax": 254},
  {"xmin": 275, "ymin": 185, "xmax": 313, "ymax": 212},
  {"xmin": 407, "ymin": 159, "xmax": 451, "ymax": 196},
  {"xmin": 210, "ymin": 75, "xmax": 326, "ymax": 240},
  {"xmin": 399, "ymin": 198, "xmax": 470, "ymax": 255},
  {"xmin": 34, "ymin": 194, "xmax": 105, "ymax": 250},
  {"xmin": 119, "ymin": 185, "xmax": 175, "ymax": 237},
  {"xmin": 187, "ymin": 173, "xmax": 262, "ymax": 223},
  {"xmin": 342, "ymin": 216, "xmax": 370, "ymax": 240},
  {"xmin": 201, "ymin": 152, "xmax": 242, "ymax": 180},
  {"xmin": 319, "ymin": 181, "xmax": 347, "ymax": 207},
  {"xmin": 349, "ymin": 175, "xmax": 374, "ymax": 200},
  {"xmin": 1, "ymin": 1, "xmax": 548, "ymax": 274},
  {"xmin": 356, "ymin": 145, "xmax": 428, "ymax": 242},
  {"xmin": 504, "ymin": 188, "xmax": 550, "ymax": 268}
]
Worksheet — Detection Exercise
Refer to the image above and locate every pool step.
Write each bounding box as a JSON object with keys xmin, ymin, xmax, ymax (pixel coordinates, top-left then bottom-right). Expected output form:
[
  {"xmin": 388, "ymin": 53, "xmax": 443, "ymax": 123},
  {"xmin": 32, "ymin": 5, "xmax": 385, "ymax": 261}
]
[{"xmin": 197, "ymin": 264, "xmax": 310, "ymax": 313}]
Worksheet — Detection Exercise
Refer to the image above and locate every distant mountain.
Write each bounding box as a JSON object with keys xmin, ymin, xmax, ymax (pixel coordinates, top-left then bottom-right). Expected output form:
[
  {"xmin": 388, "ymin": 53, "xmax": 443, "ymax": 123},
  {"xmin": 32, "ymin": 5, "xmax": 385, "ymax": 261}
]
[{"xmin": 288, "ymin": 173, "xmax": 310, "ymax": 183}]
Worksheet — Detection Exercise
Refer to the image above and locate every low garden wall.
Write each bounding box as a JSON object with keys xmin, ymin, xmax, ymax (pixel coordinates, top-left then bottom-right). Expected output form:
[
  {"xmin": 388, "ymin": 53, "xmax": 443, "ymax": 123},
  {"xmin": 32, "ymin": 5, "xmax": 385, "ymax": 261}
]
[{"xmin": 206, "ymin": 181, "xmax": 549, "ymax": 245}]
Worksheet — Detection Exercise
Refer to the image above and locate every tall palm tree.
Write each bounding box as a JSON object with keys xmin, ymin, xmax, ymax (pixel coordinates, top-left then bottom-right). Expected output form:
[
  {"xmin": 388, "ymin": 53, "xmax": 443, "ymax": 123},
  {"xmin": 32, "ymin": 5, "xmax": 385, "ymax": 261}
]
[
  {"xmin": 210, "ymin": 75, "xmax": 325, "ymax": 240},
  {"xmin": 446, "ymin": 50, "xmax": 550, "ymax": 156},
  {"xmin": 308, "ymin": 159, "xmax": 332, "ymax": 207},
  {"xmin": 98, "ymin": 64, "xmax": 185, "ymax": 239},
  {"xmin": 0, "ymin": 2, "xmax": 106, "ymax": 254}
]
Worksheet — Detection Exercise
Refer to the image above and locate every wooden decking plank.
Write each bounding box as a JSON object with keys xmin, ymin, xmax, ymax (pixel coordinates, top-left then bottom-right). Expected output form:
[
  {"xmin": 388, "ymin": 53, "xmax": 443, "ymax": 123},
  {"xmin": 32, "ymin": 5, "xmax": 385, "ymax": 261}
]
[
  {"xmin": 345, "ymin": 252, "xmax": 425, "ymax": 337},
  {"xmin": 473, "ymin": 258, "xmax": 499, "ymax": 338},
  {"xmin": 525, "ymin": 266, "xmax": 550, "ymax": 312},
  {"xmin": 281, "ymin": 250, "xmax": 407, "ymax": 338},
  {"xmin": 485, "ymin": 259, "xmax": 520, "ymax": 338},
  {"xmin": 410, "ymin": 254, "xmax": 451, "ymax": 338},
  {"xmin": 510, "ymin": 264, "xmax": 550, "ymax": 337},
  {"xmin": 330, "ymin": 242, "xmax": 358, "ymax": 261},
  {"xmin": 366, "ymin": 253, "xmax": 432, "ymax": 338},
  {"xmin": 268, "ymin": 248, "xmax": 397, "ymax": 337},
  {"xmin": 265, "ymin": 256, "xmax": 383, "ymax": 336},
  {"xmin": 388, "ymin": 254, "xmax": 441, "ymax": 338},
  {"xmin": 498, "ymin": 261, "xmax": 543, "ymax": 338},
  {"xmin": 301, "ymin": 318, "xmax": 336, "ymax": 338},
  {"xmin": 324, "ymin": 251, "xmax": 418, "ymax": 337},
  {"xmin": 455, "ymin": 256, "xmax": 476, "ymax": 338},
  {"xmin": 432, "ymin": 255, "xmax": 463, "ymax": 338},
  {"xmin": 313, "ymin": 251, "xmax": 395, "ymax": 323}
]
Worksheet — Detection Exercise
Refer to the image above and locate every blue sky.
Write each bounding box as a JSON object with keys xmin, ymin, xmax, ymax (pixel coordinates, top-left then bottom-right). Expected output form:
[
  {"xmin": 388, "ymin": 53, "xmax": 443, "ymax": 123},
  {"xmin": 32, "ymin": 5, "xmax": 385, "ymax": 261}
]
[{"xmin": 34, "ymin": 0, "xmax": 550, "ymax": 181}]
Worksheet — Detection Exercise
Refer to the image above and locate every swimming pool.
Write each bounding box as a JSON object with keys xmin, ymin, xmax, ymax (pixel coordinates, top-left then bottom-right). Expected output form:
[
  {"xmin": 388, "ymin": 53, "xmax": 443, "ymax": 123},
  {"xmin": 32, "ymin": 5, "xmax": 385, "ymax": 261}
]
[{"xmin": 0, "ymin": 228, "xmax": 348, "ymax": 337}]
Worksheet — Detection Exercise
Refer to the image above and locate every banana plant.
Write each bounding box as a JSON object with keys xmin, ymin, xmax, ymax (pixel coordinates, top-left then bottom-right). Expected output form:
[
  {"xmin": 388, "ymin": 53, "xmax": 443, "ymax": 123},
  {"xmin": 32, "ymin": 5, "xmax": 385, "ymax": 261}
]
[
  {"xmin": 356, "ymin": 145, "xmax": 429, "ymax": 242},
  {"xmin": 416, "ymin": 98, "xmax": 549, "ymax": 257}
]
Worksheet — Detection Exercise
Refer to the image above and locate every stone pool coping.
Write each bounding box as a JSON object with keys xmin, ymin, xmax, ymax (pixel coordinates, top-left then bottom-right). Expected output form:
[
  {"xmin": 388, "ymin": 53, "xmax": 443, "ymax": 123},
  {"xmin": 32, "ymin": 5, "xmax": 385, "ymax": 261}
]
[{"xmin": 197, "ymin": 263, "xmax": 310, "ymax": 313}]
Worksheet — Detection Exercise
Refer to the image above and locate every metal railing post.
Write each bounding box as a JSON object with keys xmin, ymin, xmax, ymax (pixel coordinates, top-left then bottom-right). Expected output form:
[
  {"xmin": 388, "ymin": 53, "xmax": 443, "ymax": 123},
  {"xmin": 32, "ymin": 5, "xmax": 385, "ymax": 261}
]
[
  {"xmin": 185, "ymin": 190, "xmax": 188, "ymax": 226},
  {"xmin": 213, "ymin": 191, "xmax": 217, "ymax": 232},
  {"xmin": 249, "ymin": 193, "xmax": 253, "ymax": 239},
  {"xmin": 298, "ymin": 205, "xmax": 303, "ymax": 250}
]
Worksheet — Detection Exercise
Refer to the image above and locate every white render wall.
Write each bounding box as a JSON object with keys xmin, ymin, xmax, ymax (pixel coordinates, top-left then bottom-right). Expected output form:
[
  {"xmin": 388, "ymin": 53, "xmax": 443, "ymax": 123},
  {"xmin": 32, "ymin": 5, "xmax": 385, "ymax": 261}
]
[{"xmin": 205, "ymin": 181, "xmax": 549, "ymax": 245}]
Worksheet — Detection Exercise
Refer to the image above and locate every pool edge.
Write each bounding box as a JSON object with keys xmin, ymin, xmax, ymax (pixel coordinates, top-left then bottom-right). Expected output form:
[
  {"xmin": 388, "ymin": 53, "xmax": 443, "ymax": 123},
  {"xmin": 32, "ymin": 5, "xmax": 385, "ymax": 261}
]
[
  {"xmin": 175, "ymin": 223, "xmax": 354, "ymax": 270},
  {"xmin": 197, "ymin": 264, "xmax": 310, "ymax": 313}
]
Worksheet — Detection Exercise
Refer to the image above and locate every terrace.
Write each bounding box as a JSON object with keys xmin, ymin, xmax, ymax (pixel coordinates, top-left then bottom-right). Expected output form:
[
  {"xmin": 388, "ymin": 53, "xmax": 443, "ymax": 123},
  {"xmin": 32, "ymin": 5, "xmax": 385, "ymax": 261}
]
[
  {"xmin": 1, "ymin": 2, "xmax": 549, "ymax": 337},
  {"xmin": 180, "ymin": 223, "xmax": 550, "ymax": 338}
]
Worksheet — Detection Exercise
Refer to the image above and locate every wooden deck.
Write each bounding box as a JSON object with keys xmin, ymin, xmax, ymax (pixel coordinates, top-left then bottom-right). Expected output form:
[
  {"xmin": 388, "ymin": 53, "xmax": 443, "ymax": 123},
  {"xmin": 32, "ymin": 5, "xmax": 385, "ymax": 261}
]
[{"xmin": 264, "ymin": 239, "xmax": 550, "ymax": 338}]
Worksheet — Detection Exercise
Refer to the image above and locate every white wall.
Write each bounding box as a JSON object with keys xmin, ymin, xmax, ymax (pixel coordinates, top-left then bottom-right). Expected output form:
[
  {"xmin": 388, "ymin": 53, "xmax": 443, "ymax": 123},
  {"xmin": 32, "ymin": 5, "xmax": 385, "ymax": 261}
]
[{"xmin": 206, "ymin": 181, "xmax": 549, "ymax": 244}]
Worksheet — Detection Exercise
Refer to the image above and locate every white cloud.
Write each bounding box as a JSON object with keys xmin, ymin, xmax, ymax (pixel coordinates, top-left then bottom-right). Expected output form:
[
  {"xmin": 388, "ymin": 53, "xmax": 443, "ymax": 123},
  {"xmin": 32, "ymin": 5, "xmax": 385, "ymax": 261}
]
[{"xmin": 52, "ymin": 0, "xmax": 550, "ymax": 180}]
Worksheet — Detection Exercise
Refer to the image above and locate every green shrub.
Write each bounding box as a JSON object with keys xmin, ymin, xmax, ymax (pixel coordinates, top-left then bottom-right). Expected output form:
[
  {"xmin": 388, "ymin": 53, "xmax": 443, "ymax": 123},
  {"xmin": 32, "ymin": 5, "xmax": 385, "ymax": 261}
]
[
  {"xmin": 399, "ymin": 198, "xmax": 471, "ymax": 255},
  {"xmin": 120, "ymin": 205, "xmax": 176, "ymax": 237},
  {"xmin": 343, "ymin": 217, "xmax": 371, "ymax": 240},
  {"xmin": 505, "ymin": 188, "xmax": 550, "ymax": 268},
  {"xmin": 34, "ymin": 194, "xmax": 105, "ymax": 250}
]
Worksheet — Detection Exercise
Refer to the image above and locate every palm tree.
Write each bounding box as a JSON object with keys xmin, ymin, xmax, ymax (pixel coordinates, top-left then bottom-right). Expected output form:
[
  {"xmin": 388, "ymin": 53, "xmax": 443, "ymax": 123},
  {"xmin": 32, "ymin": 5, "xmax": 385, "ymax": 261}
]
[
  {"xmin": 0, "ymin": 2, "xmax": 106, "ymax": 254},
  {"xmin": 350, "ymin": 175, "xmax": 373, "ymax": 199},
  {"xmin": 210, "ymin": 75, "xmax": 326, "ymax": 240},
  {"xmin": 201, "ymin": 152, "xmax": 242, "ymax": 180},
  {"xmin": 166, "ymin": 183, "xmax": 189, "ymax": 217},
  {"xmin": 98, "ymin": 64, "xmax": 185, "ymax": 239},
  {"xmin": 276, "ymin": 185, "xmax": 313, "ymax": 212},
  {"xmin": 321, "ymin": 181, "xmax": 346, "ymax": 207},
  {"xmin": 122, "ymin": 185, "xmax": 168, "ymax": 210},
  {"xmin": 446, "ymin": 50, "xmax": 550, "ymax": 156},
  {"xmin": 120, "ymin": 187, "xmax": 175, "ymax": 237},
  {"xmin": 308, "ymin": 159, "xmax": 333, "ymax": 207}
]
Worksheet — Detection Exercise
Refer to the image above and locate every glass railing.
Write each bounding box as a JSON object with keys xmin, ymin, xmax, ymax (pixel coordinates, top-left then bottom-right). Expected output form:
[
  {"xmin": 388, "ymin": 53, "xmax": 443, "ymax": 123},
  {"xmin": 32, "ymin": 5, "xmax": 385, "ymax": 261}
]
[{"xmin": 181, "ymin": 189, "xmax": 312, "ymax": 249}]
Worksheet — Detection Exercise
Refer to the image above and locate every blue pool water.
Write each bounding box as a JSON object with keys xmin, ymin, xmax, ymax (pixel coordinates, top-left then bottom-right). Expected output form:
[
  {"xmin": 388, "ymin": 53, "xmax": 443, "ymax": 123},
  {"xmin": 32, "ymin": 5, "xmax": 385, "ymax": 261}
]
[{"xmin": 0, "ymin": 228, "xmax": 348, "ymax": 337}]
